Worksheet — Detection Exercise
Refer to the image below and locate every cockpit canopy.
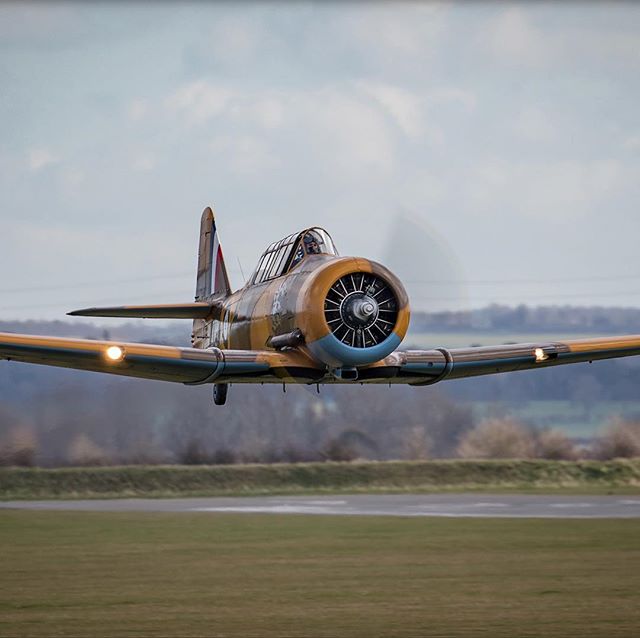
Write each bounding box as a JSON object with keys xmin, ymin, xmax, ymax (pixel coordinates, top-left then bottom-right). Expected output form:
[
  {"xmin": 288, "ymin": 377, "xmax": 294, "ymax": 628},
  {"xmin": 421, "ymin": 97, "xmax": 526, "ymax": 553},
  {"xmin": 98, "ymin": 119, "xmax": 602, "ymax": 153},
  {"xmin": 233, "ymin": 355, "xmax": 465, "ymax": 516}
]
[{"xmin": 252, "ymin": 227, "xmax": 338, "ymax": 285}]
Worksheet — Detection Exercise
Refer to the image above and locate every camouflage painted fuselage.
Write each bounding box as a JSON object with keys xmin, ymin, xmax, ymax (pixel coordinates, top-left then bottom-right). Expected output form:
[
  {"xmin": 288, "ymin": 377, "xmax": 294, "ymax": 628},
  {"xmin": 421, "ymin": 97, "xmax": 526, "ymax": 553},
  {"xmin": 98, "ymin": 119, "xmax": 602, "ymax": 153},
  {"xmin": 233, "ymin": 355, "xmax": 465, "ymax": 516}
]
[{"xmin": 192, "ymin": 254, "xmax": 410, "ymax": 372}]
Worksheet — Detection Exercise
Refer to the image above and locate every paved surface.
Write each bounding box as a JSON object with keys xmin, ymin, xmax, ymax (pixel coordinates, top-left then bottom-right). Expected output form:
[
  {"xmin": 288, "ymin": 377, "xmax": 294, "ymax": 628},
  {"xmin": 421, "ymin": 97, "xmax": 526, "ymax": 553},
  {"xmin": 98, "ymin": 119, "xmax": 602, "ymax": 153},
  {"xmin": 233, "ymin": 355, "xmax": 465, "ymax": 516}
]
[{"xmin": 2, "ymin": 494, "xmax": 640, "ymax": 518}]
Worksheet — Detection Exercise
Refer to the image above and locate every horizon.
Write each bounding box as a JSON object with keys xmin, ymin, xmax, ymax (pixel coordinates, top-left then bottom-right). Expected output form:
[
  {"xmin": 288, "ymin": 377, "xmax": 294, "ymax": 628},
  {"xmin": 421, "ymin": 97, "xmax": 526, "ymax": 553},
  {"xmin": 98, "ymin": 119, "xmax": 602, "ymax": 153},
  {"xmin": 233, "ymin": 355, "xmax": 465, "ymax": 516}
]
[{"xmin": 2, "ymin": 302, "xmax": 640, "ymax": 335}]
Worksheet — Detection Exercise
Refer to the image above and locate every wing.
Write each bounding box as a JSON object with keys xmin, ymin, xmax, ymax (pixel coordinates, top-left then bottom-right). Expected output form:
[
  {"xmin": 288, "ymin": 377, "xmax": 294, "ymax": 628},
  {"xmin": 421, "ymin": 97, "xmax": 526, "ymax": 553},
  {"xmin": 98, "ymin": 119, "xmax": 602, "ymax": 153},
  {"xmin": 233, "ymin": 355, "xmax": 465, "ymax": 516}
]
[
  {"xmin": 0, "ymin": 332, "xmax": 323, "ymax": 385},
  {"xmin": 359, "ymin": 335, "xmax": 640, "ymax": 385},
  {"xmin": 4, "ymin": 331, "xmax": 639, "ymax": 387}
]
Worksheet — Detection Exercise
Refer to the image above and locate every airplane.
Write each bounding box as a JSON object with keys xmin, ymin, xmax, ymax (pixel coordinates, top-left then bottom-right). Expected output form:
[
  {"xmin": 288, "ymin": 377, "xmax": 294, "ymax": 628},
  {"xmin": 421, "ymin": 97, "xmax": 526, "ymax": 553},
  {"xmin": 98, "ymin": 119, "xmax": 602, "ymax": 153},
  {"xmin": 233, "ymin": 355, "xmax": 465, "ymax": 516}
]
[{"xmin": 2, "ymin": 206, "xmax": 640, "ymax": 406}]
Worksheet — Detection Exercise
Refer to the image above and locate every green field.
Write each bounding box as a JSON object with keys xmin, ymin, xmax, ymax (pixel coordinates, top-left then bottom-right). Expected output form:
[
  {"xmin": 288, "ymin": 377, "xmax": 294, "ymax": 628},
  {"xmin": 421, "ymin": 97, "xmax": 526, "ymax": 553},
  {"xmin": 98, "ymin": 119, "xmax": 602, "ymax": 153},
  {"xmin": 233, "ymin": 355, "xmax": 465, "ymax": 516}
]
[
  {"xmin": 471, "ymin": 400, "xmax": 640, "ymax": 438},
  {"xmin": 1, "ymin": 511, "xmax": 639, "ymax": 637}
]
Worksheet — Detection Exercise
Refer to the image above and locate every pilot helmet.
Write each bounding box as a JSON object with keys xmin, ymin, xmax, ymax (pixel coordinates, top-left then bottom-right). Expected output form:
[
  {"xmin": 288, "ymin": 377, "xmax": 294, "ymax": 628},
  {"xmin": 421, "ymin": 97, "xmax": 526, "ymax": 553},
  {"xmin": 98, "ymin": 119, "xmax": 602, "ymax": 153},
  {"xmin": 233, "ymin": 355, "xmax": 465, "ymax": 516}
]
[{"xmin": 304, "ymin": 232, "xmax": 321, "ymax": 253}]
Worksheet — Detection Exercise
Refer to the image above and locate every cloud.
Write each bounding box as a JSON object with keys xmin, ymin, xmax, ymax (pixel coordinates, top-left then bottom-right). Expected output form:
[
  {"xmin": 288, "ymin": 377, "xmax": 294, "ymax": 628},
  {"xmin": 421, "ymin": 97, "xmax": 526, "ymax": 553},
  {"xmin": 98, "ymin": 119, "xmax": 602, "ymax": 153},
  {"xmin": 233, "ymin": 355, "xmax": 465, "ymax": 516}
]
[
  {"xmin": 61, "ymin": 168, "xmax": 85, "ymax": 194},
  {"xmin": 27, "ymin": 149, "xmax": 60, "ymax": 171},
  {"xmin": 163, "ymin": 79, "xmax": 398, "ymax": 176},
  {"xmin": 161, "ymin": 76, "xmax": 480, "ymax": 179},
  {"xmin": 340, "ymin": 3, "xmax": 449, "ymax": 61},
  {"xmin": 359, "ymin": 82, "xmax": 425, "ymax": 137},
  {"xmin": 4, "ymin": 3, "xmax": 640, "ymax": 315},
  {"xmin": 482, "ymin": 7, "xmax": 549, "ymax": 67},
  {"xmin": 131, "ymin": 153, "xmax": 156, "ymax": 172},
  {"xmin": 207, "ymin": 15, "xmax": 264, "ymax": 64},
  {"xmin": 244, "ymin": 96, "xmax": 285, "ymax": 131},
  {"xmin": 209, "ymin": 135, "xmax": 277, "ymax": 175},
  {"xmin": 357, "ymin": 82, "xmax": 479, "ymax": 147},
  {"xmin": 466, "ymin": 158, "xmax": 626, "ymax": 220},
  {"xmin": 127, "ymin": 98, "xmax": 149, "ymax": 122},
  {"xmin": 428, "ymin": 87, "xmax": 477, "ymax": 113},
  {"xmin": 0, "ymin": 4, "xmax": 86, "ymax": 45},
  {"xmin": 302, "ymin": 91, "xmax": 395, "ymax": 174},
  {"xmin": 623, "ymin": 135, "xmax": 640, "ymax": 151},
  {"xmin": 165, "ymin": 81, "xmax": 235, "ymax": 124},
  {"xmin": 1, "ymin": 220, "xmax": 192, "ymax": 307},
  {"xmin": 511, "ymin": 106, "xmax": 556, "ymax": 143},
  {"xmin": 480, "ymin": 5, "xmax": 640, "ymax": 70}
]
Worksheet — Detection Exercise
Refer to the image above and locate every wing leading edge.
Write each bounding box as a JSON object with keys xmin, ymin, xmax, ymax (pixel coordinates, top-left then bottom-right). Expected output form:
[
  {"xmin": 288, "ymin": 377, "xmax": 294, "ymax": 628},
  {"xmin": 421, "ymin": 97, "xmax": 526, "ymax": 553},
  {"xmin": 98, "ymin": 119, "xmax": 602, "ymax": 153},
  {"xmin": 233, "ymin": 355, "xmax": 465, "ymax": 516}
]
[
  {"xmin": 67, "ymin": 302, "xmax": 222, "ymax": 319},
  {"xmin": 0, "ymin": 332, "xmax": 295, "ymax": 384},
  {"xmin": 363, "ymin": 335, "xmax": 640, "ymax": 385},
  {"xmin": 2, "ymin": 332, "xmax": 640, "ymax": 387}
]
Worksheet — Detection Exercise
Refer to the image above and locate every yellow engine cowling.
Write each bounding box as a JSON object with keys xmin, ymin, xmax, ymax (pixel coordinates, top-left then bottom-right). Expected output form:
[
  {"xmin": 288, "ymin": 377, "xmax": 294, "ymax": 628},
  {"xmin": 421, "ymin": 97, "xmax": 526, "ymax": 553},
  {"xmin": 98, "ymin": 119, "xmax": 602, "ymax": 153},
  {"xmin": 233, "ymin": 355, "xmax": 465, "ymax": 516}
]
[{"xmin": 297, "ymin": 257, "xmax": 410, "ymax": 368}]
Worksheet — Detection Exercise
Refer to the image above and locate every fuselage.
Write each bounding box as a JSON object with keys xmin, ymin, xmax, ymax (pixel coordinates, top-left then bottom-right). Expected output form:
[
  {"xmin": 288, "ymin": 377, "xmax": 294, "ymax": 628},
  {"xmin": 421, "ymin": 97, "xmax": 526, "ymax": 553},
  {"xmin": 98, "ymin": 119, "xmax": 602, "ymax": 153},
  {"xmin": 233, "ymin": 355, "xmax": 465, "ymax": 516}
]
[{"xmin": 193, "ymin": 246, "xmax": 410, "ymax": 371}]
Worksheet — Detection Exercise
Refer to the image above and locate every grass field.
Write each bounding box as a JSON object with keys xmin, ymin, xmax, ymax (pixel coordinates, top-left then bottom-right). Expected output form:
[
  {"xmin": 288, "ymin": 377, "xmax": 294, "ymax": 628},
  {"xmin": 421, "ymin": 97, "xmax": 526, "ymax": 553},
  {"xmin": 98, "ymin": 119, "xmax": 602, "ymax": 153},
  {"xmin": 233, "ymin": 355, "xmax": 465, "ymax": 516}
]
[
  {"xmin": 471, "ymin": 400, "xmax": 640, "ymax": 438},
  {"xmin": 1, "ymin": 511, "xmax": 639, "ymax": 637},
  {"xmin": 2, "ymin": 460, "xmax": 640, "ymax": 500}
]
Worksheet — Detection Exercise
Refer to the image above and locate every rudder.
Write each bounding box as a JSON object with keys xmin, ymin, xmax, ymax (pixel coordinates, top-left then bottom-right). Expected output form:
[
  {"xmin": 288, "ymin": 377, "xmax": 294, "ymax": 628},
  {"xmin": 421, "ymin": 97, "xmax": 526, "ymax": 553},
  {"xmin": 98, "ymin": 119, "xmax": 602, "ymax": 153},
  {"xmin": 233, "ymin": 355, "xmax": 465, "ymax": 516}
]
[{"xmin": 196, "ymin": 207, "xmax": 231, "ymax": 300}]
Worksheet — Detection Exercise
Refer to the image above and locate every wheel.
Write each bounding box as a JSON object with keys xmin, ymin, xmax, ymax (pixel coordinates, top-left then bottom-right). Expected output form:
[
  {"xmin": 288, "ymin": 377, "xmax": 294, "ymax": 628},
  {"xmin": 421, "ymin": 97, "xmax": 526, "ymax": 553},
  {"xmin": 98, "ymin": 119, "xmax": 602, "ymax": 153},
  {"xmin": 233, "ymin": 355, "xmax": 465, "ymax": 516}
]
[{"xmin": 213, "ymin": 383, "xmax": 228, "ymax": 405}]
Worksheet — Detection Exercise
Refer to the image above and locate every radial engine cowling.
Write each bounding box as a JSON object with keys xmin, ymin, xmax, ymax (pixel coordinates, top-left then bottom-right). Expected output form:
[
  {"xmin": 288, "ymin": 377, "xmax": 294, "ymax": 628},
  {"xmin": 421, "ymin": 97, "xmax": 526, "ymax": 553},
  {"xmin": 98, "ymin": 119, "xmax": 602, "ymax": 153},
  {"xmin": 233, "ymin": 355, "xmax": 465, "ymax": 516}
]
[{"xmin": 298, "ymin": 258, "xmax": 410, "ymax": 368}]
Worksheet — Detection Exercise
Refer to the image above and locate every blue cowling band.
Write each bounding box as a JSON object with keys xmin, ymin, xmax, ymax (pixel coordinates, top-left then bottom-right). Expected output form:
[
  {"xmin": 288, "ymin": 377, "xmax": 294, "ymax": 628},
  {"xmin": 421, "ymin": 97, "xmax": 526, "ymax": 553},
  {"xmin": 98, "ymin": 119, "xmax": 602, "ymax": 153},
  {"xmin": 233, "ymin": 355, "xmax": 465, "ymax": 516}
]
[{"xmin": 307, "ymin": 332, "xmax": 402, "ymax": 368}]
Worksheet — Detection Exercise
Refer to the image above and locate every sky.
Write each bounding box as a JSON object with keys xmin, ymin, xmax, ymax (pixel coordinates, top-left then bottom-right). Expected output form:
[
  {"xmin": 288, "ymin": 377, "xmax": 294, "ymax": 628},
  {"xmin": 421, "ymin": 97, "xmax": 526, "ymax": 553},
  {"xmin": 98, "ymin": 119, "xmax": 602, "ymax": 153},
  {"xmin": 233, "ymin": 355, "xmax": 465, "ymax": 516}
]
[{"xmin": 1, "ymin": 1, "xmax": 640, "ymax": 320}]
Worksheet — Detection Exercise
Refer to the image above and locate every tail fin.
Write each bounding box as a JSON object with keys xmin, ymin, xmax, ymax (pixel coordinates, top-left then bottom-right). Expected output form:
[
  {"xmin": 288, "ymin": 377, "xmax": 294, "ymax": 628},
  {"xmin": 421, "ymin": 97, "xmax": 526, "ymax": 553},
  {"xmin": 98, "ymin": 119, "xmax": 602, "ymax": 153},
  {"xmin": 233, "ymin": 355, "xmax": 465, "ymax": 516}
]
[{"xmin": 196, "ymin": 207, "xmax": 231, "ymax": 300}]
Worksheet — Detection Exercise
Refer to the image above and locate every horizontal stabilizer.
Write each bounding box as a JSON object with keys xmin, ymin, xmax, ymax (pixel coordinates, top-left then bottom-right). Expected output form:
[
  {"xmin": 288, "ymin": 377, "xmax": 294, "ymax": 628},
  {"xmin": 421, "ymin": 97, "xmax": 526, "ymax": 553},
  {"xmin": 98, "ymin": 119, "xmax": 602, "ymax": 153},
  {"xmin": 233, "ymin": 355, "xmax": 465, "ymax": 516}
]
[{"xmin": 67, "ymin": 302, "xmax": 221, "ymax": 319}]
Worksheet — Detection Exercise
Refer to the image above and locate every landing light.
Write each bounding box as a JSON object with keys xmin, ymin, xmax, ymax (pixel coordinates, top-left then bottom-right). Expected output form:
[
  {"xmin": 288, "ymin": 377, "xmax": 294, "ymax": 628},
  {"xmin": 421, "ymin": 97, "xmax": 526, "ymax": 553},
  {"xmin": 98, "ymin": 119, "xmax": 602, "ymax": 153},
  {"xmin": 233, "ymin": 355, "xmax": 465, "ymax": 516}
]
[
  {"xmin": 534, "ymin": 347, "xmax": 548, "ymax": 362},
  {"xmin": 105, "ymin": 345, "xmax": 125, "ymax": 362}
]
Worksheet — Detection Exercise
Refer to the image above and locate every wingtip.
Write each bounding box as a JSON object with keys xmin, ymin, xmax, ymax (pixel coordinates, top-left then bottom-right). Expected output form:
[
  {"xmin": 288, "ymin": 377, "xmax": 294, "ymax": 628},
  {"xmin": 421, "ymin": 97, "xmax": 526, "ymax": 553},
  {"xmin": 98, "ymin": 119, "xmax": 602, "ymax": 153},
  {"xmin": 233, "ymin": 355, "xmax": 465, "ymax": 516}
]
[{"xmin": 67, "ymin": 308, "xmax": 94, "ymax": 317}]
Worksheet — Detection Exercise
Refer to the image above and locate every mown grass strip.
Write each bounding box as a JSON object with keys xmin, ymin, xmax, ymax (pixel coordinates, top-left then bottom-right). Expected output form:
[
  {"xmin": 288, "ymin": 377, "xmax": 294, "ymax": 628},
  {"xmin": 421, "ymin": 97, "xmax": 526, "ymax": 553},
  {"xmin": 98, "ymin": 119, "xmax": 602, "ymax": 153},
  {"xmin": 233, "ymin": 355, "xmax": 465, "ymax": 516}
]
[
  {"xmin": 1, "ymin": 459, "xmax": 640, "ymax": 500},
  {"xmin": 1, "ymin": 511, "xmax": 640, "ymax": 637}
]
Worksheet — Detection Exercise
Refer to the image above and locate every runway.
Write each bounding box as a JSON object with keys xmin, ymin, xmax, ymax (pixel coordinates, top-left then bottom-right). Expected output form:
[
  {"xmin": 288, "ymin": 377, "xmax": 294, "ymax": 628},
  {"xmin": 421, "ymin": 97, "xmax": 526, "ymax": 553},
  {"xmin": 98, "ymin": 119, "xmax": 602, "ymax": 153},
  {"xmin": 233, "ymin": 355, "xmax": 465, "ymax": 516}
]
[{"xmin": 2, "ymin": 493, "xmax": 640, "ymax": 518}]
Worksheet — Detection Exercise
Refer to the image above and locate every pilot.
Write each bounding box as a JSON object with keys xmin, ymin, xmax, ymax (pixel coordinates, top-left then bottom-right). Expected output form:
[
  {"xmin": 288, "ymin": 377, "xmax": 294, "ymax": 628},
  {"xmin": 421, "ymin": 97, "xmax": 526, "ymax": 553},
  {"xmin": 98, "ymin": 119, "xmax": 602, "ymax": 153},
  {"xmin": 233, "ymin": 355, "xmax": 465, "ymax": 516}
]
[
  {"xmin": 304, "ymin": 232, "xmax": 322, "ymax": 255},
  {"xmin": 290, "ymin": 244, "xmax": 305, "ymax": 269}
]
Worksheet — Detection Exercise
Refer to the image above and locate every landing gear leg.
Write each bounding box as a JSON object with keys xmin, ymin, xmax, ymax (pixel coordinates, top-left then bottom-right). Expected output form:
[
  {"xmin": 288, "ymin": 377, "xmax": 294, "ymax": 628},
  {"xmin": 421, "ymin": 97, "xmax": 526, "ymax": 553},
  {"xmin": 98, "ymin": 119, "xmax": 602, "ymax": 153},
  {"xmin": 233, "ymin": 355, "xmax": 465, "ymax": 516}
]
[{"xmin": 213, "ymin": 383, "xmax": 228, "ymax": 406}]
